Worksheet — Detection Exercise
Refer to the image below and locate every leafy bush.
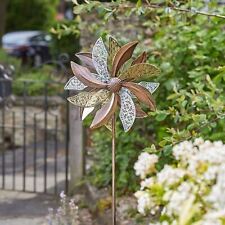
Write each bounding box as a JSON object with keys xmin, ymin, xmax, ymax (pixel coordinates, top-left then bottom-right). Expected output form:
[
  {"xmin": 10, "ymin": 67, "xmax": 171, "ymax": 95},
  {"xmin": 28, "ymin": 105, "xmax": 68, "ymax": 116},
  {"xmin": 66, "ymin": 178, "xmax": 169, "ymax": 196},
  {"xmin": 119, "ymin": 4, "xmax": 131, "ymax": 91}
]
[
  {"xmin": 0, "ymin": 48, "xmax": 20, "ymax": 69},
  {"xmin": 6, "ymin": 0, "xmax": 58, "ymax": 32},
  {"xmin": 134, "ymin": 138, "xmax": 225, "ymax": 225},
  {"xmin": 13, "ymin": 65, "xmax": 62, "ymax": 96},
  {"xmin": 82, "ymin": 2, "xmax": 225, "ymax": 194},
  {"xmin": 50, "ymin": 19, "xmax": 80, "ymax": 61}
]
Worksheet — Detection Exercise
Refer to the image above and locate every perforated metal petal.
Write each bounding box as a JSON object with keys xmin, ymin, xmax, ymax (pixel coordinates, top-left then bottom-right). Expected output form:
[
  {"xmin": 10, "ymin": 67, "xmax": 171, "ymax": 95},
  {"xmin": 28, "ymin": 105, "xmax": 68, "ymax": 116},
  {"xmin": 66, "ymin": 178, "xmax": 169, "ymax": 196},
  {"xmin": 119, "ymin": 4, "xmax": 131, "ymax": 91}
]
[
  {"xmin": 119, "ymin": 63, "xmax": 160, "ymax": 81},
  {"xmin": 92, "ymin": 37, "xmax": 110, "ymax": 82},
  {"xmin": 87, "ymin": 89, "xmax": 110, "ymax": 107},
  {"xmin": 67, "ymin": 89, "xmax": 110, "ymax": 107},
  {"xmin": 138, "ymin": 82, "xmax": 159, "ymax": 94},
  {"xmin": 119, "ymin": 88, "xmax": 136, "ymax": 132},
  {"xmin": 64, "ymin": 76, "xmax": 86, "ymax": 90},
  {"xmin": 108, "ymin": 36, "xmax": 120, "ymax": 70}
]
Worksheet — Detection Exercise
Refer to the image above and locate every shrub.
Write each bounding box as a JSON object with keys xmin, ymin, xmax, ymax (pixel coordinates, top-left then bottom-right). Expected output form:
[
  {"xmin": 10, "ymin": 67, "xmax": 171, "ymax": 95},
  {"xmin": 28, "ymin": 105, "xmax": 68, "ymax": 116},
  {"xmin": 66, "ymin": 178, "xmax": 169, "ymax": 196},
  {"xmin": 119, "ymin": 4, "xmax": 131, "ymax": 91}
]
[
  {"xmin": 87, "ymin": 9, "xmax": 225, "ymax": 194},
  {"xmin": 6, "ymin": 0, "xmax": 58, "ymax": 32},
  {"xmin": 134, "ymin": 138, "xmax": 225, "ymax": 225},
  {"xmin": 50, "ymin": 19, "xmax": 80, "ymax": 61},
  {"xmin": 12, "ymin": 65, "xmax": 62, "ymax": 96},
  {"xmin": 0, "ymin": 48, "xmax": 20, "ymax": 70}
]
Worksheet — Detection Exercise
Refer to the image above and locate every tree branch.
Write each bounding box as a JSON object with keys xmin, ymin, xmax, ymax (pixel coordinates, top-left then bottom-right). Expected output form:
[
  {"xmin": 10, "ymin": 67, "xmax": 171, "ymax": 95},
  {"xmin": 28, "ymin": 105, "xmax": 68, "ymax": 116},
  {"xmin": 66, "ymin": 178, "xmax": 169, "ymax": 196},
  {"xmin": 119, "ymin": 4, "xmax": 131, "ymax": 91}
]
[{"xmin": 145, "ymin": 1, "xmax": 225, "ymax": 19}]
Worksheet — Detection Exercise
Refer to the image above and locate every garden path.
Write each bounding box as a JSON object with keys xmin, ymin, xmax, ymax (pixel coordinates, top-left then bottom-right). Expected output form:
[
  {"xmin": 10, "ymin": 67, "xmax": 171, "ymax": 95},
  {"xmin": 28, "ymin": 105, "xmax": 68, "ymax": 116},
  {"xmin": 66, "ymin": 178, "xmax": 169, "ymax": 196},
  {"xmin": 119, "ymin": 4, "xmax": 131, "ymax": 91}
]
[{"xmin": 0, "ymin": 190, "xmax": 56, "ymax": 225}]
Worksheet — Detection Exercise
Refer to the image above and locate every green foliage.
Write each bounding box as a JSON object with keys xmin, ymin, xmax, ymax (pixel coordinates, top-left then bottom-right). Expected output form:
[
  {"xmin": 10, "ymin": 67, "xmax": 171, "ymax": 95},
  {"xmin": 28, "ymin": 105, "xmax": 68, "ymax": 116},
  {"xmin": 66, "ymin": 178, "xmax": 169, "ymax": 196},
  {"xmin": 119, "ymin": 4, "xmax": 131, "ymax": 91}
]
[
  {"xmin": 90, "ymin": 119, "xmax": 154, "ymax": 194},
  {"xmin": 12, "ymin": 66, "xmax": 61, "ymax": 96},
  {"xmin": 0, "ymin": 48, "xmax": 20, "ymax": 69},
  {"xmin": 6, "ymin": 0, "xmax": 58, "ymax": 32},
  {"xmin": 76, "ymin": 1, "xmax": 225, "ymax": 194},
  {"xmin": 50, "ymin": 19, "xmax": 81, "ymax": 60}
]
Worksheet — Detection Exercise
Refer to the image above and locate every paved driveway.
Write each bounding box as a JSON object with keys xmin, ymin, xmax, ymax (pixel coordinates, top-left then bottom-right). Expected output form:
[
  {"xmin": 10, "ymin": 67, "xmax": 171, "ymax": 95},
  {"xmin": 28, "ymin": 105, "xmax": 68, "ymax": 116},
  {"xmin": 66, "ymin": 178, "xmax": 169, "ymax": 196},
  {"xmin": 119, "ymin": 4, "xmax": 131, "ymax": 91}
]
[{"xmin": 0, "ymin": 190, "xmax": 57, "ymax": 225}]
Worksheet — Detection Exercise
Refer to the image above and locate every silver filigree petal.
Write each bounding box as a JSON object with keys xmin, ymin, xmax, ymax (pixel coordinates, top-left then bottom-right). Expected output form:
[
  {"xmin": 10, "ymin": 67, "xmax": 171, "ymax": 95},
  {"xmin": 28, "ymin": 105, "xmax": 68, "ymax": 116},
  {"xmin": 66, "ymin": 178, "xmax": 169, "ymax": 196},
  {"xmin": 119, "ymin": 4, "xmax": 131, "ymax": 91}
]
[
  {"xmin": 138, "ymin": 82, "xmax": 159, "ymax": 94},
  {"xmin": 92, "ymin": 37, "xmax": 110, "ymax": 82},
  {"xmin": 119, "ymin": 88, "xmax": 136, "ymax": 132},
  {"xmin": 64, "ymin": 76, "xmax": 87, "ymax": 90},
  {"xmin": 82, "ymin": 107, "xmax": 94, "ymax": 120}
]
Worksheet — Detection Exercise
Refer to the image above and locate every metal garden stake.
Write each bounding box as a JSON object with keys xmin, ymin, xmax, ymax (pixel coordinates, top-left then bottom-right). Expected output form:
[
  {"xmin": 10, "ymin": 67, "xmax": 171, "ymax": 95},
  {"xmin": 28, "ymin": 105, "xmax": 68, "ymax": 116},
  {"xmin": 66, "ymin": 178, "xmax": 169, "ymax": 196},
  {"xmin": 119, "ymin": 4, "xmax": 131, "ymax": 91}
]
[{"xmin": 64, "ymin": 37, "xmax": 160, "ymax": 225}]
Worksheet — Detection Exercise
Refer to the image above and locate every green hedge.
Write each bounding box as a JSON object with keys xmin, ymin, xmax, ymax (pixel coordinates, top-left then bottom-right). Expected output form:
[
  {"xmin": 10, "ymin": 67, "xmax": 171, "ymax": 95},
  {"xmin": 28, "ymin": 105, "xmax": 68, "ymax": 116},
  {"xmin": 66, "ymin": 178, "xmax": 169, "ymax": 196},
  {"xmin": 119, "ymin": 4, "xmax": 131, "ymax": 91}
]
[
  {"xmin": 6, "ymin": 0, "xmax": 58, "ymax": 32},
  {"xmin": 86, "ymin": 5, "xmax": 225, "ymax": 194}
]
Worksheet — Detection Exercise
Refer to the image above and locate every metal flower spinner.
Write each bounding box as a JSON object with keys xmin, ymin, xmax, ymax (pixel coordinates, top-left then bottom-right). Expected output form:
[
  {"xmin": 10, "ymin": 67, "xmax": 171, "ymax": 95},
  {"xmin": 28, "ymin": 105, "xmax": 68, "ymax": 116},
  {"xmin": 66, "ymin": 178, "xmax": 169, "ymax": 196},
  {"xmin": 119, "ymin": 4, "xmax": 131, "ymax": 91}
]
[
  {"xmin": 65, "ymin": 37, "xmax": 160, "ymax": 132},
  {"xmin": 64, "ymin": 37, "xmax": 160, "ymax": 224}
]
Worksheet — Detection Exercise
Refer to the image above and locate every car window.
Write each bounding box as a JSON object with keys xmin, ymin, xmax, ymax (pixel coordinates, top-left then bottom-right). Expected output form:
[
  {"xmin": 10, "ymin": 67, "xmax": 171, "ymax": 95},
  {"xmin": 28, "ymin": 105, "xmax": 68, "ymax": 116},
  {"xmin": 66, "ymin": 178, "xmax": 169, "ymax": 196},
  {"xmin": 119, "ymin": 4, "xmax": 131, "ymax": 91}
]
[{"xmin": 30, "ymin": 34, "xmax": 51, "ymax": 43}]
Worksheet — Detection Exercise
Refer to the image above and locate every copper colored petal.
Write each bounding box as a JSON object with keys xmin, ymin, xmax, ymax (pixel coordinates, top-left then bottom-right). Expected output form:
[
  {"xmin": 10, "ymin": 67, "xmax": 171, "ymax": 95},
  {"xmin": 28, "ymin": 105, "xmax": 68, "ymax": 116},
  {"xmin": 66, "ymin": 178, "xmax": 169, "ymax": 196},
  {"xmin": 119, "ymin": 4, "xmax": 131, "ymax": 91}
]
[
  {"xmin": 75, "ymin": 52, "xmax": 96, "ymax": 72},
  {"xmin": 135, "ymin": 104, "xmax": 148, "ymax": 118},
  {"xmin": 71, "ymin": 61, "xmax": 107, "ymax": 89},
  {"xmin": 122, "ymin": 82, "xmax": 156, "ymax": 111},
  {"xmin": 90, "ymin": 93, "xmax": 118, "ymax": 129},
  {"xmin": 119, "ymin": 63, "xmax": 160, "ymax": 81},
  {"xmin": 111, "ymin": 41, "xmax": 138, "ymax": 77},
  {"xmin": 131, "ymin": 52, "xmax": 147, "ymax": 65}
]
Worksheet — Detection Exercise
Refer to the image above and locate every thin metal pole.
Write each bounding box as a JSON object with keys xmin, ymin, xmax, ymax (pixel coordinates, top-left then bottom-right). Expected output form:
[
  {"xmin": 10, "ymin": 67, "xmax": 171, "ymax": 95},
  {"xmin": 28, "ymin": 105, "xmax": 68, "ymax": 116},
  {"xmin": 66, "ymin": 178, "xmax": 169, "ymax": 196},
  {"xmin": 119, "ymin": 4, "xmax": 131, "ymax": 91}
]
[
  {"xmin": 65, "ymin": 90, "xmax": 70, "ymax": 194},
  {"xmin": 12, "ymin": 112, "xmax": 16, "ymax": 190},
  {"xmin": 1, "ymin": 100, "xmax": 5, "ymax": 189},
  {"xmin": 23, "ymin": 81, "xmax": 27, "ymax": 192},
  {"xmin": 33, "ymin": 114, "xmax": 37, "ymax": 192},
  {"xmin": 44, "ymin": 84, "xmax": 48, "ymax": 193},
  {"xmin": 112, "ymin": 114, "xmax": 116, "ymax": 225},
  {"xmin": 54, "ymin": 116, "xmax": 58, "ymax": 195}
]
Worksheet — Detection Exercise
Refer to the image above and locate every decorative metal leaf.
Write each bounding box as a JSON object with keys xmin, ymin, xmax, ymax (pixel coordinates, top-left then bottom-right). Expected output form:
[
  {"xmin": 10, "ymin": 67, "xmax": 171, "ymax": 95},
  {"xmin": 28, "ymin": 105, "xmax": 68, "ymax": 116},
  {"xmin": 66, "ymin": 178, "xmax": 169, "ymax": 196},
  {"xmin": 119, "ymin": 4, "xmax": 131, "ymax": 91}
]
[
  {"xmin": 82, "ymin": 107, "xmax": 95, "ymax": 120},
  {"xmin": 112, "ymin": 41, "xmax": 138, "ymax": 77},
  {"xmin": 104, "ymin": 118, "xmax": 112, "ymax": 131},
  {"xmin": 90, "ymin": 93, "xmax": 118, "ymax": 129},
  {"xmin": 135, "ymin": 104, "xmax": 147, "ymax": 118},
  {"xmin": 64, "ymin": 76, "xmax": 86, "ymax": 90},
  {"xmin": 75, "ymin": 52, "xmax": 96, "ymax": 72},
  {"xmin": 123, "ymin": 82, "xmax": 156, "ymax": 111},
  {"xmin": 119, "ymin": 63, "xmax": 160, "ymax": 81},
  {"xmin": 87, "ymin": 89, "xmax": 110, "ymax": 107},
  {"xmin": 71, "ymin": 61, "xmax": 107, "ymax": 89},
  {"xmin": 139, "ymin": 82, "xmax": 159, "ymax": 94},
  {"xmin": 108, "ymin": 36, "xmax": 120, "ymax": 70},
  {"xmin": 92, "ymin": 37, "xmax": 110, "ymax": 82},
  {"xmin": 119, "ymin": 88, "xmax": 136, "ymax": 132},
  {"xmin": 131, "ymin": 52, "xmax": 147, "ymax": 65},
  {"xmin": 67, "ymin": 89, "xmax": 110, "ymax": 107}
]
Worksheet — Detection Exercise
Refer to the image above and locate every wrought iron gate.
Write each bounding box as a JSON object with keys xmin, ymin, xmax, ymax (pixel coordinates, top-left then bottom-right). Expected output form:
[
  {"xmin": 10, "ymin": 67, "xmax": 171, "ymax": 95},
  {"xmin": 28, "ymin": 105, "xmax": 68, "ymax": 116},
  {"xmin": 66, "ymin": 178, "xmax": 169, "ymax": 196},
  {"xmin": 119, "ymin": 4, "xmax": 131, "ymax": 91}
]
[{"xmin": 0, "ymin": 79, "xmax": 70, "ymax": 195}]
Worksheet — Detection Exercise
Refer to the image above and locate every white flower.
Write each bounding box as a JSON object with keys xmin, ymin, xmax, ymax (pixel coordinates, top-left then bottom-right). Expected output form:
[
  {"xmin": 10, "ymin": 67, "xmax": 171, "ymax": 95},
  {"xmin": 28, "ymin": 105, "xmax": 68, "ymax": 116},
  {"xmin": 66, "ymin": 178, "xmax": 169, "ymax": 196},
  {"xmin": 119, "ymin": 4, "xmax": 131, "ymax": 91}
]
[
  {"xmin": 134, "ymin": 152, "xmax": 158, "ymax": 179},
  {"xmin": 206, "ymin": 165, "xmax": 225, "ymax": 210},
  {"xmin": 157, "ymin": 165, "xmax": 186, "ymax": 187},
  {"xmin": 194, "ymin": 137, "xmax": 204, "ymax": 146},
  {"xmin": 135, "ymin": 138, "xmax": 225, "ymax": 224},
  {"xmin": 134, "ymin": 191, "xmax": 153, "ymax": 215},
  {"xmin": 141, "ymin": 177, "xmax": 155, "ymax": 190},
  {"xmin": 163, "ymin": 182, "xmax": 195, "ymax": 217},
  {"xmin": 60, "ymin": 191, "xmax": 66, "ymax": 199}
]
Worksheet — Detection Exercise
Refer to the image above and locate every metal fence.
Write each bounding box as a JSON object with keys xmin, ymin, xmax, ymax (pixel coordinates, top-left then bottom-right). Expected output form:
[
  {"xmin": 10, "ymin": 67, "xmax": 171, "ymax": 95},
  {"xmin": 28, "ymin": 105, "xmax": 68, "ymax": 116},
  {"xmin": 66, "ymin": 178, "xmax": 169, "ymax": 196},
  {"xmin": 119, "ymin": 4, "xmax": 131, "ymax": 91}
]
[{"xmin": 0, "ymin": 79, "xmax": 70, "ymax": 195}]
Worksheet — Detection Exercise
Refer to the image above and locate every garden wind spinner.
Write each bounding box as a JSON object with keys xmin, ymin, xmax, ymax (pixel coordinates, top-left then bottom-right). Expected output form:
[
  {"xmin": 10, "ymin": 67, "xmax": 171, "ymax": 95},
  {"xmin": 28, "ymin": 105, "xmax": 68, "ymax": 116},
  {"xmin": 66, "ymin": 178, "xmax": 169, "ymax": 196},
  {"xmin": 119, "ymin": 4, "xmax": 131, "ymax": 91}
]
[{"xmin": 64, "ymin": 37, "xmax": 160, "ymax": 225}]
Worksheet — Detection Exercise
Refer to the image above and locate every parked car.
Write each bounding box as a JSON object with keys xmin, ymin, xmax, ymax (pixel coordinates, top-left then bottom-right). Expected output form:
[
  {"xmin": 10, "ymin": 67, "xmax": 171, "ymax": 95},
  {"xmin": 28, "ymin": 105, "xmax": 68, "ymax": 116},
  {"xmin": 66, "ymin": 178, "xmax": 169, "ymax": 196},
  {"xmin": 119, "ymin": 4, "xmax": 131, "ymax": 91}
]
[{"xmin": 2, "ymin": 31, "xmax": 52, "ymax": 66}]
